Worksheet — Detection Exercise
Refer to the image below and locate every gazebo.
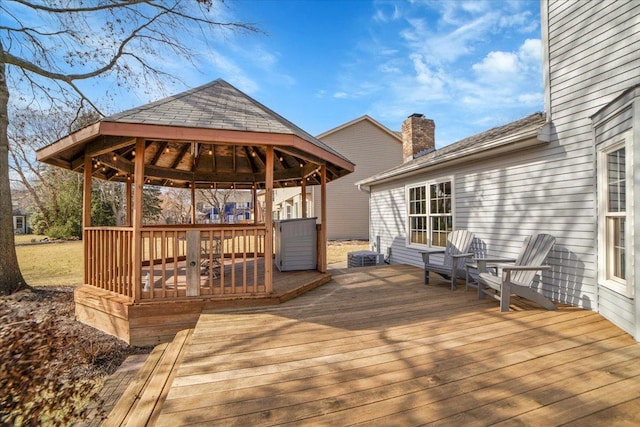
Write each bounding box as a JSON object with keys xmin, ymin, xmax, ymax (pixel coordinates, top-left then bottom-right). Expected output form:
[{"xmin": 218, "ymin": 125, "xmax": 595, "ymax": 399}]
[{"xmin": 36, "ymin": 79, "xmax": 354, "ymax": 345}]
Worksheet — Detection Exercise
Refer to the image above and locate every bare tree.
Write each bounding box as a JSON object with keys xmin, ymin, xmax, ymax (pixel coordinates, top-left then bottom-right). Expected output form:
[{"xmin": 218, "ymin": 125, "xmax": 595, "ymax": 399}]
[
  {"xmin": 0, "ymin": 0, "xmax": 259, "ymax": 294},
  {"xmin": 8, "ymin": 107, "xmax": 81, "ymax": 230},
  {"xmin": 161, "ymin": 188, "xmax": 192, "ymax": 224},
  {"xmin": 199, "ymin": 188, "xmax": 238, "ymax": 224}
]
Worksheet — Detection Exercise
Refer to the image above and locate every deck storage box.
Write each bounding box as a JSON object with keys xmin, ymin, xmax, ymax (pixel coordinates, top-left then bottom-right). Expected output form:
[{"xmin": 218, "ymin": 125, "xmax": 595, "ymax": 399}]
[{"xmin": 274, "ymin": 217, "xmax": 317, "ymax": 271}]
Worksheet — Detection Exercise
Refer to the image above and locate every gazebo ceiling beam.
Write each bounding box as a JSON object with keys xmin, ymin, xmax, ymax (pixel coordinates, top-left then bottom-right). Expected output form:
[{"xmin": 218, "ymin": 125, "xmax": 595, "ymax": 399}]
[
  {"xmin": 46, "ymin": 157, "xmax": 72, "ymax": 170},
  {"xmin": 85, "ymin": 135, "xmax": 136, "ymax": 158},
  {"xmin": 243, "ymin": 146, "xmax": 263, "ymax": 173},
  {"xmin": 276, "ymin": 147, "xmax": 328, "ymax": 168},
  {"xmin": 150, "ymin": 141, "xmax": 168, "ymax": 166},
  {"xmin": 95, "ymin": 153, "xmax": 134, "ymax": 175},
  {"xmin": 211, "ymin": 144, "xmax": 217, "ymax": 170},
  {"xmin": 232, "ymin": 146, "xmax": 237, "ymax": 172},
  {"xmin": 170, "ymin": 143, "xmax": 191, "ymax": 169},
  {"xmin": 70, "ymin": 153, "xmax": 87, "ymax": 171},
  {"xmin": 193, "ymin": 143, "xmax": 204, "ymax": 170}
]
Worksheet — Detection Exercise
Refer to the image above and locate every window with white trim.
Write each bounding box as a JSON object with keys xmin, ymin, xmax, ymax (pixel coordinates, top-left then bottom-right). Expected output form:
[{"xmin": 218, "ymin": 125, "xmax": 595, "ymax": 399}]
[
  {"xmin": 407, "ymin": 179, "xmax": 453, "ymax": 247},
  {"xmin": 408, "ymin": 185, "xmax": 427, "ymax": 245},
  {"xmin": 598, "ymin": 134, "xmax": 633, "ymax": 297}
]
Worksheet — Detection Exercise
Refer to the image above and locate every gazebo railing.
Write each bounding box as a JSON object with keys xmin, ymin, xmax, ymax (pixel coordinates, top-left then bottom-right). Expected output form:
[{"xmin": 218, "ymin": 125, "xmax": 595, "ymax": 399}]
[
  {"xmin": 85, "ymin": 227, "xmax": 135, "ymax": 297},
  {"xmin": 84, "ymin": 224, "xmax": 267, "ymax": 301}
]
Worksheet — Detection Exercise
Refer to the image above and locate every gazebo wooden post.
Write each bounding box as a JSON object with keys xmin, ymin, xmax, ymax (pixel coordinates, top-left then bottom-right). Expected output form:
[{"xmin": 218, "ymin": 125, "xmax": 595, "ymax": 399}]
[
  {"xmin": 252, "ymin": 185, "xmax": 258, "ymax": 224},
  {"xmin": 82, "ymin": 155, "xmax": 92, "ymax": 285},
  {"xmin": 125, "ymin": 179, "xmax": 132, "ymax": 226},
  {"xmin": 132, "ymin": 138, "xmax": 145, "ymax": 302},
  {"xmin": 264, "ymin": 146, "xmax": 274, "ymax": 293},
  {"xmin": 190, "ymin": 182, "xmax": 196, "ymax": 224},
  {"xmin": 301, "ymin": 179, "xmax": 307, "ymax": 218},
  {"xmin": 319, "ymin": 164, "xmax": 327, "ymax": 273}
]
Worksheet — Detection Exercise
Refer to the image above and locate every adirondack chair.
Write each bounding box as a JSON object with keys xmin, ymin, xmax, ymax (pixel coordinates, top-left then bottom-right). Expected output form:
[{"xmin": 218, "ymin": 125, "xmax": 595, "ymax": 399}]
[
  {"xmin": 476, "ymin": 233, "xmax": 557, "ymax": 312},
  {"xmin": 421, "ymin": 229, "xmax": 475, "ymax": 291}
]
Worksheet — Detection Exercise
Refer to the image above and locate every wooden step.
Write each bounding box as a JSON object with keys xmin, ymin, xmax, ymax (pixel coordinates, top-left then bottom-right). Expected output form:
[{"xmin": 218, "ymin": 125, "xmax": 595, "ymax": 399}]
[{"xmin": 102, "ymin": 328, "xmax": 194, "ymax": 427}]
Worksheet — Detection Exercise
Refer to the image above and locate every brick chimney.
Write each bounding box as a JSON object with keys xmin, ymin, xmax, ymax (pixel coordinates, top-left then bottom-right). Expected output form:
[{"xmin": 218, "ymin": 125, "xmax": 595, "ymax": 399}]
[{"xmin": 402, "ymin": 113, "xmax": 435, "ymax": 162}]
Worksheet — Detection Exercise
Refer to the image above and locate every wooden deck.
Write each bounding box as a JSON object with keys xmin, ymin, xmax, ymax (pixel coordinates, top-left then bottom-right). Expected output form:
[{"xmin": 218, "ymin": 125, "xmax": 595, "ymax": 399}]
[{"xmin": 117, "ymin": 264, "xmax": 640, "ymax": 426}]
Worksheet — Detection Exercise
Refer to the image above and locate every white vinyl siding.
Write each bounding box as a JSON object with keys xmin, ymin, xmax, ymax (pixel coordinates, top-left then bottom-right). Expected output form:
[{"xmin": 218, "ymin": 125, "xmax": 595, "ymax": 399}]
[{"xmin": 545, "ymin": 0, "xmax": 640, "ymax": 337}]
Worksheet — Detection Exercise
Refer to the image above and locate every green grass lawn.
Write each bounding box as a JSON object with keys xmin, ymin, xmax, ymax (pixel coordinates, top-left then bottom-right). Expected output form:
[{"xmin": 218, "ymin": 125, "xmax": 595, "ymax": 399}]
[{"xmin": 15, "ymin": 237, "xmax": 83, "ymax": 286}]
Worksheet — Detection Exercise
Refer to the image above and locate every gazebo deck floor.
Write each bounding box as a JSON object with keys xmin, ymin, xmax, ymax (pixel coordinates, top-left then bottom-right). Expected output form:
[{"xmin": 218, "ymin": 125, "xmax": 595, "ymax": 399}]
[
  {"xmin": 137, "ymin": 264, "xmax": 640, "ymax": 426},
  {"xmin": 139, "ymin": 257, "xmax": 329, "ymax": 300}
]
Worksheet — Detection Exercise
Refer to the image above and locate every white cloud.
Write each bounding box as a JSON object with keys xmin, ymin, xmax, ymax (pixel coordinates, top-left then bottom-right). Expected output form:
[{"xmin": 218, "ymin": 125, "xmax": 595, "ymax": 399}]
[
  {"xmin": 401, "ymin": 12, "xmax": 499, "ymax": 66},
  {"xmin": 410, "ymin": 54, "xmax": 446, "ymax": 92},
  {"xmin": 470, "ymin": 38, "xmax": 542, "ymax": 91},
  {"xmin": 379, "ymin": 61, "xmax": 402, "ymax": 74},
  {"xmin": 333, "ymin": 92, "xmax": 349, "ymax": 99},
  {"xmin": 472, "ymin": 51, "xmax": 520, "ymax": 75},
  {"xmin": 372, "ymin": 2, "xmax": 401, "ymax": 23},
  {"xmin": 202, "ymin": 50, "xmax": 259, "ymax": 94},
  {"xmin": 518, "ymin": 92, "xmax": 543, "ymax": 105},
  {"xmin": 519, "ymin": 38, "xmax": 542, "ymax": 65}
]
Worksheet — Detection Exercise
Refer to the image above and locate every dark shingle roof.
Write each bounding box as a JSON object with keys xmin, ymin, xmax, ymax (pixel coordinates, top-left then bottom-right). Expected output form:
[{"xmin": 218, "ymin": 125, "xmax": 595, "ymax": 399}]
[
  {"xmin": 357, "ymin": 112, "xmax": 547, "ymax": 186},
  {"xmin": 105, "ymin": 79, "xmax": 350, "ymax": 163},
  {"xmin": 37, "ymin": 79, "xmax": 354, "ymax": 189}
]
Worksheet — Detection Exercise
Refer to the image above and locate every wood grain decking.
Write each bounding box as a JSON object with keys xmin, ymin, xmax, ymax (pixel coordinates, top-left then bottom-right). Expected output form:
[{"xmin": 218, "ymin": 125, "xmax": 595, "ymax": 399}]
[{"xmin": 150, "ymin": 264, "xmax": 640, "ymax": 426}]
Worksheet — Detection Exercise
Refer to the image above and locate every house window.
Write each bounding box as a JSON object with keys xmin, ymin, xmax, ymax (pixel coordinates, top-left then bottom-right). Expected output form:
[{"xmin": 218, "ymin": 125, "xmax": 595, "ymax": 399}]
[
  {"xmin": 408, "ymin": 186, "xmax": 427, "ymax": 245},
  {"xmin": 408, "ymin": 179, "xmax": 453, "ymax": 247},
  {"xmin": 15, "ymin": 217, "xmax": 24, "ymax": 232},
  {"xmin": 607, "ymin": 148, "xmax": 626, "ymax": 281},
  {"xmin": 598, "ymin": 135, "xmax": 633, "ymax": 297}
]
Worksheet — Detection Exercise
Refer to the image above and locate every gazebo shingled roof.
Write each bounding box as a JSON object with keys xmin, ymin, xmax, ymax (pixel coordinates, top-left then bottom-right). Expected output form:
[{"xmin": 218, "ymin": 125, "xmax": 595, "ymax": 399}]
[{"xmin": 36, "ymin": 79, "xmax": 354, "ymax": 189}]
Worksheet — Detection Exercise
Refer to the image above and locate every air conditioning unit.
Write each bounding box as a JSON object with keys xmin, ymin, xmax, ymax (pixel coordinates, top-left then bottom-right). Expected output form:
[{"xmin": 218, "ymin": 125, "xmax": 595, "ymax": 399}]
[{"xmin": 347, "ymin": 250, "xmax": 384, "ymax": 268}]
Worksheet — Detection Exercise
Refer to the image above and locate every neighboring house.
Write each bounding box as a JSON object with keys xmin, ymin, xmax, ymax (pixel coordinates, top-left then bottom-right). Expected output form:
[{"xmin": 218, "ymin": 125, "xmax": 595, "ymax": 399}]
[
  {"xmin": 357, "ymin": 0, "xmax": 640, "ymax": 342},
  {"xmin": 270, "ymin": 115, "xmax": 402, "ymax": 240},
  {"xmin": 12, "ymin": 210, "xmax": 30, "ymax": 234},
  {"xmin": 200, "ymin": 191, "xmax": 254, "ymax": 224}
]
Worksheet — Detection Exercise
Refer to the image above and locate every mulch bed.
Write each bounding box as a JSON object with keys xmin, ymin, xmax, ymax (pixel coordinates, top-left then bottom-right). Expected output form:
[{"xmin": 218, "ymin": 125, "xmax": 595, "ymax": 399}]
[{"xmin": 0, "ymin": 286, "xmax": 150, "ymax": 426}]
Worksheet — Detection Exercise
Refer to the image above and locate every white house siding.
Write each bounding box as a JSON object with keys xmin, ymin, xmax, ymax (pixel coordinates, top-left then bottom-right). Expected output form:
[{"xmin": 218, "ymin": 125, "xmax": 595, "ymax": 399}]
[
  {"xmin": 369, "ymin": 181, "xmax": 416, "ymax": 265},
  {"xmin": 314, "ymin": 118, "xmax": 401, "ymax": 240},
  {"xmin": 546, "ymin": 0, "xmax": 640, "ymax": 336},
  {"xmin": 272, "ymin": 187, "xmax": 310, "ymax": 219}
]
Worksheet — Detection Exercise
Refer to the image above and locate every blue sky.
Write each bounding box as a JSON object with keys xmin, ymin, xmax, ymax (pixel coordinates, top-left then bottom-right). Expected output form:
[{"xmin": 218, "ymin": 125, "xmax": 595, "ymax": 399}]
[
  {"xmin": 8, "ymin": 0, "xmax": 543, "ymax": 149},
  {"xmin": 187, "ymin": 0, "xmax": 544, "ymax": 147}
]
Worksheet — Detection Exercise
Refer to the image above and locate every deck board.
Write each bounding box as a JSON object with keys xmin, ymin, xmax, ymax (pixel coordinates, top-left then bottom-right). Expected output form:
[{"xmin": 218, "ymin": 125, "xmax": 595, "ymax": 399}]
[{"xmin": 156, "ymin": 264, "xmax": 640, "ymax": 426}]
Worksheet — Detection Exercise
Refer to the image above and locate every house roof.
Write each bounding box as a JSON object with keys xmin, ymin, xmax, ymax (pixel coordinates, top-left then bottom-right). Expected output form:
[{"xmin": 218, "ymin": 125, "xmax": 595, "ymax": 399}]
[
  {"xmin": 357, "ymin": 112, "xmax": 549, "ymax": 188},
  {"xmin": 36, "ymin": 79, "xmax": 354, "ymax": 189},
  {"xmin": 316, "ymin": 115, "xmax": 402, "ymax": 142}
]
